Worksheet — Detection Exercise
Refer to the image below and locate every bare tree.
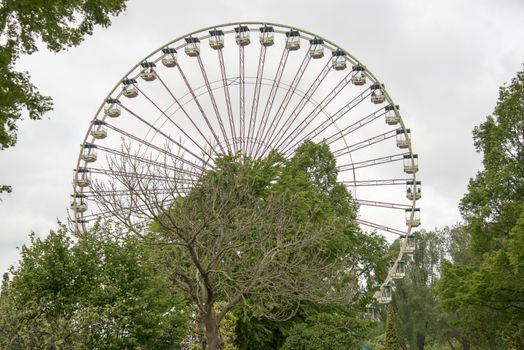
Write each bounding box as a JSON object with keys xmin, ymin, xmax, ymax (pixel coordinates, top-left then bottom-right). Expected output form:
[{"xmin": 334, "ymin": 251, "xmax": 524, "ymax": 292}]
[{"xmin": 91, "ymin": 143, "xmax": 361, "ymax": 350}]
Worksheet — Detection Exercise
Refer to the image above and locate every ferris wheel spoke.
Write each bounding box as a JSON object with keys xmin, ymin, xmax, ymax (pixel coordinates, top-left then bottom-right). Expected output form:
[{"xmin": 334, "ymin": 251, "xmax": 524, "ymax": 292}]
[
  {"xmin": 258, "ymin": 50, "xmax": 312, "ymax": 156},
  {"xmin": 239, "ymin": 44, "xmax": 248, "ymax": 154},
  {"xmin": 337, "ymin": 152, "xmax": 408, "ymax": 172},
  {"xmin": 357, "ymin": 219, "xmax": 407, "ymax": 236},
  {"xmin": 217, "ymin": 49, "xmax": 237, "ymax": 154},
  {"xmin": 252, "ymin": 46, "xmax": 290, "ymax": 157},
  {"xmin": 276, "ymin": 68, "xmax": 355, "ymax": 154},
  {"xmin": 103, "ymin": 122, "xmax": 206, "ymax": 171},
  {"xmin": 196, "ymin": 56, "xmax": 231, "ymax": 153},
  {"xmin": 247, "ymin": 45, "xmax": 267, "ymax": 156},
  {"xmin": 332, "ymin": 129, "xmax": 397, "ymax": 157},
  {"xmin": 355, "ymin": 199, "xmax": 412, "ymax": 210},
  {"xmin": 270, "ymin": 60, "xmax": 331, "ymax": 152},
  {"xmin": 171, "ymin": 66, "xmax": 225, "ymax": 154},
  {"xmin": 91, "ymin": 145, "xmax": 204, "ymax": 177},
  {"xmin": 342, "ymin": 178, "xmax": 412, "ymax": 187},
  {"xmin": 88, "ymin": 167, "xmax": 198, "ymax": 183},
  {"xmin": 119, "ymin": 102, "xmax": 213, "ymax": 165},
  {"xmin": 324, "ymin": 108, "xmax": 387, "ymax": 145}
]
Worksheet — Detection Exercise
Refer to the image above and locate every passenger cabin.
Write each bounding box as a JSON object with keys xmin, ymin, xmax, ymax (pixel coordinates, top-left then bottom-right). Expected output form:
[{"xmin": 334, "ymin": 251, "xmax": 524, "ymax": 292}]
[
  {"xmin": 400, "ymin": 234, "xmax": 416, "ymax": 254},
  {"xmin": 90, "ymin": 119, "xmax": 107, "ymax": 139},
  {"xmin": 371, "ymin": 83, "xmax": 386, "ymax": 104},
  {"xmin": 390, "ymin": 260, "xmax": 406, "ymax": 279},
  {"xmin": 405, "ymin": 208, "xmax": 421, "ymax": 227},
  {"xmin": 209, "ymin": 29, "xmax": 225, "ymax": 49},
  {"xmin": 351, "ymin": 65, "xmax": 366, "ymax": 85},
  {"xmin": 285, "ymin": 30, "xmax": 300, "ymax": 51},
  {"xmin": 377, "ymin": 284, "xmax": 393, "ymax": 304},
  {"xmin": 81, "ymin": 143, "xmax": 97, "ymax": 163},
  {"xmin": 122, "ymin": 78, "xmax": 138, "ymax": 98},
  {"xmin": 366, "ymin": 305, "xmax": 378, "ymax": 321},
  {"xmin": 396, "ymin": 128, "xmax": 411, "ymax": 149},
  {"xmin": 73, "ymin": 168, "xmax": 91, "ymax": 188},
  {"xmin": 104, "ymin": 98, "xmax": 121, "ymax": 117},
  {"xmin": 309, "ymin": 38, "xmax": 324, "ymax": 58},
  {"xmin": 403, "ymin": 154, "xmax": 419, "ymax": 174},
  {"xmin": 331, "ymin": 49, "xmax": 347, "ymax": 70},
  {"xmin": 385, "ymin": 105, "xmax": 400, "ymax": 125},
  {"xmin": 259, "ymin": 25, "xmax": 274, "ymax": 47},
  {"xmin": 70, "ymin": 193, "xmax": 88, "ymax": 213},
  {"xmin": 139, "ymin": 62, "xmax": 156, "ymax": 82},
  {"xmin": 184, "ymin": 37, "xmax": 200, "ymax": 57},
  {"xmin": 161, "ymin": 48, "xmax": 178, "ymax": 67},
  {"xmin": 235, "ymin": 25, "xmax": 250, "ymax": 46},
  {"xmin": 406, "ymin": 180, "xmax": 421, "ymax": 200}
]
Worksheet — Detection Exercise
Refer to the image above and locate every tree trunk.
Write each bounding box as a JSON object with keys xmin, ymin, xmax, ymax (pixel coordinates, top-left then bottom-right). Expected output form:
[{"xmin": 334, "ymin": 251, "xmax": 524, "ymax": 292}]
[
  {"xmin": 416, "ymin": 333, "xmax": 425, "ymax": 350},
  {"xmin": 204, "ymin": 312, "xmax": 223, "ymax": 350}
]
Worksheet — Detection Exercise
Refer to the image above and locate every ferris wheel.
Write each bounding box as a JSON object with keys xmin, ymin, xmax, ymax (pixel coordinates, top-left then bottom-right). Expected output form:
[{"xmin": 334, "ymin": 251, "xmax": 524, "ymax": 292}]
[{"xmin": 70, "ymin": 22, "xmax": 421, "ymax": 306}]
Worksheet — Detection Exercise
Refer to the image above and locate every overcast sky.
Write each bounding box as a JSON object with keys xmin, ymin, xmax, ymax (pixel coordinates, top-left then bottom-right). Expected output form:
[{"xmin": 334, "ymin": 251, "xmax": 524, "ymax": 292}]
[{"xmin": 1, "ymin": 0, "xmax": 523, "ymax": 274}]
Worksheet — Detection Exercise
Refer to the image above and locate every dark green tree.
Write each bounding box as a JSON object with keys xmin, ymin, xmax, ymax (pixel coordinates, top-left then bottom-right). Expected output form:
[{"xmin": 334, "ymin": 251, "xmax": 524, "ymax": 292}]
[
  {"xmin": 95, "ymin": 141, "xmax": 387, "ymax": 350},
  {"xmin": 383, "ymin": 304, "xmax": 400, "ymax": 350},
  {"xmin": 0, "ymin": 0, "xmax": 128, "ymax": 194},
  {"xmin": 437, "ymin": 67, "xmax": 524, "ymax": 349},
  {"xmin": 0, "ymin": 224, "xmax": 190, "ymax": 349}
]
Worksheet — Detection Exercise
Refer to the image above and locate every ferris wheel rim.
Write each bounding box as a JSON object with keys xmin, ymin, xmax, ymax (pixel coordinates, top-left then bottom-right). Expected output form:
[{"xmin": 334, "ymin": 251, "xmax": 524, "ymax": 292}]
[{"xmin": 71, "ymin": 21, "xmax": 420, "ymax": 303}]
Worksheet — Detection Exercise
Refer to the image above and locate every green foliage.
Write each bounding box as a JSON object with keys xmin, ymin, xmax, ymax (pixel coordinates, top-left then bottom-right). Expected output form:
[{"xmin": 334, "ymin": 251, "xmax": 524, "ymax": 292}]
[
  {"xmin": 437, "ymin": 68, "xmax": 524, "ymax": 349},
  {"xmin": 0, "ymin": 224, "xmax": 190, "ymax": 349},
  {"xmin": 0, "ymin": 0, "xmax": 128, "ymax": 150},
  {"xmin": 383, "ymin": 304, "xmax": 400, "ymax": 350}
]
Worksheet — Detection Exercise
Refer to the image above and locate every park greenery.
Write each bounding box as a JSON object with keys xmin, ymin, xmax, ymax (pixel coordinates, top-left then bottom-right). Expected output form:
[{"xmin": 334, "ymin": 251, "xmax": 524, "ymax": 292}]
[
  {"xmin": 0, "ymin": 0, "xmax": 128, "ymax": 194},
  {"xmin": 0, "ymin": 2, "xmax": 522, "ymax": 348}
]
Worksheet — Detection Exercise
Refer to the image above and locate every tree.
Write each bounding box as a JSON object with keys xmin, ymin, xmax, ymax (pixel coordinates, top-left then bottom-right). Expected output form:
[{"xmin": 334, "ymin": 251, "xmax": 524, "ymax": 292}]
[
  {"xmin": 0, "ymin": 0, "xmax": 128, "ymax": 195},
  {"xmin": 383, "ymin": 304, "xmax": 400, "ymax": 350},
  {"xmin": 92, "ymin": 141, "xmax": 386, "ymax": 350},
  {"xmin": 437, "ymin": 67, "xmax": 524, "ymax": 349},
  {"xmin": 0, "ymin": 224, "xmax": 190, "ymax": 349}
]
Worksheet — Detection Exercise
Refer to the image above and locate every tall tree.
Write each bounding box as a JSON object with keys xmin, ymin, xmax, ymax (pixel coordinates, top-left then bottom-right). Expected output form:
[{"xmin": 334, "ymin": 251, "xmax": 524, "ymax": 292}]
[
  {"xmin": 0, "ymin": 0, "xmax": 128, "ymax": 194},
  {"xmin": 383, "ymin": 304, "xmax": 400, "ymax": 350},
  {"xmin": 437, "ymin": 67, "xmax": 524, "ymax": 349},
  {"xmin": 0, "ymin": 224, "xmax": 190, "ymax": 349},
  {"xmin": 92, "ymin": 141, "xmax": 386, "ymax": 350}
]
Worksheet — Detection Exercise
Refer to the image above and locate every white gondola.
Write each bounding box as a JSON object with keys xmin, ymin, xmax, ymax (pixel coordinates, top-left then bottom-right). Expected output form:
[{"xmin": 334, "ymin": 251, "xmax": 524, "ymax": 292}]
[
  {"xmin": 406, "ymin": 180, "xmax": 422, "ymax": 200},
  {"xmin": 73, "ymin": 168, "xmax": 91, "ymax": 188},
  {"xmin": 139, "ymin": 62, "xmax": 156, "ymax": 82},
  {"xmin": 259, "ymin": 25, "xmax": 274, "ymax": 47},
  {"xmin": 104, "ymin": 98, "xmax": 121, "ymax": 117},
  {"xmin": 90, "ymin": 120, "xmax": 107, "ymax": 139},
  {"xmin": 366, "ymin": 305, "xmax": 379, "ymax": 321},
  {"xmin": 331, "ymin": 49, "xmax": 347, "ymax": 70},
  {"xmin": 309, "ymin": 38, "xmax": 324, "ymax": 58},
  {"xmin": 405, "ymin": 208, "xmax": 421, "ymax": 227},
  {"xmin": 70, "ymin": 194, "xmax": 88, "ymax": 213},
  {"xmin": 396, "ymin": 128, "xmax": 410, "ymax": 149},
  {"xmin": 209, "ymin": 29, "xmax": 225, "ymax": 49},
  {"xmin": 352, "ymin": 72, "xmax": 366, "ymax": 86},
  {"xmin": 235, "ymin": 25, "xmax": 250, "ymax": 46},
  {"xmin": 390, "ymin": 260, "xmax": 406, "ymax": 279},
  {"xmin": 81, "ymin": 143, "xmax": 97, "ymax": 163},
  {"xmin": 161, "ymin": 48, "xmax": 178, "ymax": 67},
  {"xmin": 400, "ymin": 234, "xmax": 416, "ymax": 254},
  {"xmin": 371, "ymin": 84, "xmax": 386, "ymax": 104},
  {"xmin": 122, "ymin": 78, "xmax": 138, "ymax": 98},
  {"xmin": 285, "ymin": 30, "xmax": 300, "ymax": 51},
  {"xmin": 377, "ymin": 284, "xmax": 393, "ymax": 304},
  {"xmin": 385, "ymin": 105, "xmax": 400, "ymax": 125},
  {"xmin": 184, "ymin": 37, "xmax": 200, "ymax": 57},
  {"xmin": 403, "ymin": 154, "xmax": 419, "ymax": 174}
]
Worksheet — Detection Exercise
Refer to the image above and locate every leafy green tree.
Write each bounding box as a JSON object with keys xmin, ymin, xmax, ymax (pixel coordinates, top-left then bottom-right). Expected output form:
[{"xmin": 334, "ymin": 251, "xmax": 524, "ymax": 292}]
[
  {"xmin": 384, "ymin": 304, "xmax": 400, "ymax": 350},
  {"xmin": 0, "ymin": 224, "xmax": 190, "ymax": 349},
  {"xmin": 94, "ymin": 141, "xmax": 387, "ymax": 350},
  {"xmin": 437, "ymin": 68, "xmax": 524, "ymax": 349}
]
